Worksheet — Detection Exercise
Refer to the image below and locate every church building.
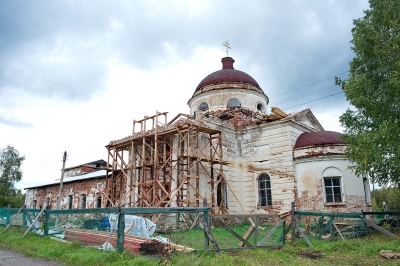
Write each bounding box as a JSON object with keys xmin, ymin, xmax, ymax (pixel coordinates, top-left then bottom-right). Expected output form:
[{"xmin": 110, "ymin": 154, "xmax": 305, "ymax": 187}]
[
  {"xmin": 25, "ymin": 52, "xmax": 372, "ymax": 215},
  {"xmin": 103, "ymin": 54, "xmax": 371, "ymax": 214}
]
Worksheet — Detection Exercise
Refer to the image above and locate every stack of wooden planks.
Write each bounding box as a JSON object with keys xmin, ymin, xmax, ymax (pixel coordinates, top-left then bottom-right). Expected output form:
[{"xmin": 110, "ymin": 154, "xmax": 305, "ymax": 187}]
[{"xmin": 64, "ymin": 229, "xmax": 194, "ymax": 255}]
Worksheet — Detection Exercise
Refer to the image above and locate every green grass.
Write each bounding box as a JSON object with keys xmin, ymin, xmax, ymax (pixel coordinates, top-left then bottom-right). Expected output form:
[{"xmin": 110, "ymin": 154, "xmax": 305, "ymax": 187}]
[
  {"xmin": 168, "ymin": 224, "xmax": 284, "ymax": 250},
  {"xmin": 1, "ymin": 227, "xmax": 400, "ymax": 265}
]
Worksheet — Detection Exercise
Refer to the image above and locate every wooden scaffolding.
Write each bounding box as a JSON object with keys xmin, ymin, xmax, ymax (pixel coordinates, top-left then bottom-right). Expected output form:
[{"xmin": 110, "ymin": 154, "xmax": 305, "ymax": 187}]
[{"xmin": 105, "ymin": 111, "xmax": 229, "ymax": 213}]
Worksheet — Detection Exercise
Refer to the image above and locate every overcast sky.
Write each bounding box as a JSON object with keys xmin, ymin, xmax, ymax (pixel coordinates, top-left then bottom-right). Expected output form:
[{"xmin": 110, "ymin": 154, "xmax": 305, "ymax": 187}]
[{"xmin": 0, "ymin": 0, "xmax": 370, "ymax": 190}]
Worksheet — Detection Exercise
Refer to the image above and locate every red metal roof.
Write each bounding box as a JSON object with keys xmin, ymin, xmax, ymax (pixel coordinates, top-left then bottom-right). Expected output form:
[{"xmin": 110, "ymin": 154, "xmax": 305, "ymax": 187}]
[
  {"xmin": 195, "ymin": 57, "xmax": 261, "ymax": 92},
  {"xmin": 295, "ymin": 131, "xmax": 345, "ymax": 148}
]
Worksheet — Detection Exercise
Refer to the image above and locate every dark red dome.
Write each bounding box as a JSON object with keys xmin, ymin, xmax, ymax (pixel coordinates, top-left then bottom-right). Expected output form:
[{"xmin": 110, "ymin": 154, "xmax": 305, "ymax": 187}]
[
  {"xmin": 195, "ymin": 57, "xmax": 261, "ymax": 92},
  {"xmin": 295, "ymin": 131, "xmax": 345, "ymax": 148}
]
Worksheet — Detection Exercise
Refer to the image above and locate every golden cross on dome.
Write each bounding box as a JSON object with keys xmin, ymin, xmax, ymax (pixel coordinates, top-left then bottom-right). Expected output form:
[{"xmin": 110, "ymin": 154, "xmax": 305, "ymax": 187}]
[{"xmin": 223, "ymin": 41, "xmax": 231, "ymax": 57}]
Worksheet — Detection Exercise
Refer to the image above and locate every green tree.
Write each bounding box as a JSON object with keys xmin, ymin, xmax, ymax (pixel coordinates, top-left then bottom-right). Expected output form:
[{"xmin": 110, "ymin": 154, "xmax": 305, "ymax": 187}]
[
  {"xmin": 371, "ymin": 187, "xmax": 400, "ymax": 212},
  {"xmin": 0, "ymin": 145, "xmax": 25, "ymax": 207},
  {"xmin": 336, "ymin": 0, "xmax": 400, "ymax": 186}
]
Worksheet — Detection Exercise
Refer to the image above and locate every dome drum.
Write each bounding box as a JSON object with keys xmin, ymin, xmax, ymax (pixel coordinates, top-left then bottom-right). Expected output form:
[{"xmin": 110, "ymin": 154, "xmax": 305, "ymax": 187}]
[{"xmin": 188, "ymin": 57, "xmax": 269, "ymax": 114}]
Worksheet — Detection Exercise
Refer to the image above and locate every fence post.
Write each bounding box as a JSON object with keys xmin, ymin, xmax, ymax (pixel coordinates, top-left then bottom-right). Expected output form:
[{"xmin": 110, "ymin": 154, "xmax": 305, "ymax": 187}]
[
  {"xmin": 117, "ymin": 209, "xmax": 125, "ymax": 253},
  {"xmin": 43, "ymin": 208, "xmax": 49, "ymax": 236},
  {"xmin": 203, "ymin": 198, "xmax": 209, "ymax": 251},
  {"xmin": 6, "ymin": 205, "xmax": 10, "ymax": 226},
  {"xmin": 329, "ymin": 216, "xmax": 334, "ymax": 240},
  {"xmin": 282, "ymin": 219, "xmax": 286, "ymax": 244},
  {"xmin": 23, "ymin": 208, "xmax": 26, "ymax": 227},
  {"xmin": 291, "ymin": 202, "xmax": 295, "ymax": 246}
]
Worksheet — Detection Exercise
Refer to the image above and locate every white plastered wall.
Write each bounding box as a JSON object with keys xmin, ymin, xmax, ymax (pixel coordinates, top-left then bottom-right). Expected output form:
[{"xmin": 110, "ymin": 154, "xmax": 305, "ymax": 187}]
[
  {"xmin": 188, "ymin": 88, "xmax": 268, "ymax": 115},
  {"xmin": 294, "ymin": 153, "xmax": 371, "ymax": 212}
]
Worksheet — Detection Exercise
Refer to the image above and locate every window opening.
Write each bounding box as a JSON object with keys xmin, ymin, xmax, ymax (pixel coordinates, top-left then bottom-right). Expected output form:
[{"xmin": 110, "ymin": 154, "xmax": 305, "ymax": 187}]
[
  {"xmin": 257, "ymin": 103, "xmax": 264, "ymax": 112},
  {"xmin": 259, "ymin": 174, "xmax": 272, "ymax": 206},
  {"xmin": 68, "ymin": 195, "xmax": 73, "ymax": 209},
  {"xmin": 96, "ymin": 193, "xmax": 102, "ymax": 208},
  {"xmin": 217, "ymin": 177, "xmax": 228, "ymax": 208},
  {"xmin": 363, "ymin": 178, "xmax": 371, "ymax": 204},
  {"xmin": 33, "ymin": 200, "xmax": 37, "ymax": 209},
  {"xmin": 324, "ymin": 177, "xmax": 342, "ymax": 203},
  {"xmin": 81, "ymin": 194, "xmax": 86, "ymax": 209},
  {"xmin": 227, "ymin": 98, "xmax": 241, "ymax": 108},
  {"xmin": 198, "ymin": 102, "xmax": 209, "ymax": 111}
]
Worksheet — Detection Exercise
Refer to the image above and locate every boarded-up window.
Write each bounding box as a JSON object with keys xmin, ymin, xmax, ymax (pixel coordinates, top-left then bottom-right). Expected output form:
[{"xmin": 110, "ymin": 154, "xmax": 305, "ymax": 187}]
[{"xmin": 259, "ymin": 174, "xmax": 272, "ymax": 206}]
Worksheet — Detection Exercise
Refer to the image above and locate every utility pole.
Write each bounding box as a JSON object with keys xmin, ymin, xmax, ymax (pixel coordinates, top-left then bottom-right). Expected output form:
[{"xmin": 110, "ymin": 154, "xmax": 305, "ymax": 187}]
[{"xmin": 55, "ymin": 151, "xmax": 67, "ymax": 226}]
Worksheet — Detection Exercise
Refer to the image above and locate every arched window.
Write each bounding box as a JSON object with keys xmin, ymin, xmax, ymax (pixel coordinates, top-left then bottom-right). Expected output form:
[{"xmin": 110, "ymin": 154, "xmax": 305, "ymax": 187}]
[
  {"xmin": 322, "ymin": 167, "xmax": 343, "ymax": 203},
  {"xmin": 217, "ymin": 178, "xmax": 228, "ymax": 208},
  {"xmin": 227, "ymin": 98, "xmax": 241, "ymax": 108},
  {"xmin": 198, "ymin": 102, "xmax": 209, "ymax": 111},
  {"xmin": 257, "ymin": 103, "xmax": 264, "ymax": 112},
  {"xmin": 258, "ymin": 173, "xmax": 272, "ymax": 206}
]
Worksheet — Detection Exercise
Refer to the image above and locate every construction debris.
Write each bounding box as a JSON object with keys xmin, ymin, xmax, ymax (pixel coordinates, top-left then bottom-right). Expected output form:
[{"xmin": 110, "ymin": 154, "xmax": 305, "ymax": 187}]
[{"xmin": 379, "ymin": 250, "xmax": 400, "ymax": 259}]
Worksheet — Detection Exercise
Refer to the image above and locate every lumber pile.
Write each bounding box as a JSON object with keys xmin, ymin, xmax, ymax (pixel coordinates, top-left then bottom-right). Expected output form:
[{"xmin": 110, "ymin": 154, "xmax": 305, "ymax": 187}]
[{"xmin": 64, "ymin": 229, "xmax": 194, "ymax": 255}]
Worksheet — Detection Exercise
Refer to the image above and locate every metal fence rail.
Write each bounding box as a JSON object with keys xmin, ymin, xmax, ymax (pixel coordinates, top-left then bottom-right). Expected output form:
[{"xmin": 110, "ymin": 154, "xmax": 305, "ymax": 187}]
[
  {"xmin": 2, "ymin": 204, "xmax": 399, "ymax": 255},
  {"xmin": 2, "ymin": 206, "xmax": 210, "ymax": 254}
]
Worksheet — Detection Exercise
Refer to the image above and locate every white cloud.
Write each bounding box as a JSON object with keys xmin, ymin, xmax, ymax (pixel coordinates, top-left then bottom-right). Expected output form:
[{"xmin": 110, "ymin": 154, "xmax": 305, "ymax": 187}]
[{"xmin": 0, "ymin": 0, "xmax": 370, "ymax": 190}]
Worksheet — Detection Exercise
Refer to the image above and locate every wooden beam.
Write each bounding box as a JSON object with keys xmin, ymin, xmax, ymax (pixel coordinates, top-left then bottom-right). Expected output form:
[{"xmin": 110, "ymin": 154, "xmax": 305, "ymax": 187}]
[
  {"xmin": 332, "ymin": 222, "xmax": 345, "ymax": 241},
  {"xmin": 199, "ymin": 216, "xmax": 220, "ymax": 254},
  {"xmin": 361, "ymin": 218, "xmax": 396, "ymax": 238},
  {"xmin": 258, "ymin": 218, "xmax": 286, "ymax": 245},
  {"xmin": 214, "ymin": 218, "xmax": 253, "ymax": 248}
]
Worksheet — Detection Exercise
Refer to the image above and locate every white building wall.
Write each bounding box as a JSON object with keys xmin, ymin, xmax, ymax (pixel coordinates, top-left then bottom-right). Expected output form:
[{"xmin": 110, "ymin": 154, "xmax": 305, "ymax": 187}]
[
  {"xmin": 206, "ymin": 119, "xmax": 308, "ymax": 214},
  {"xmin": 294, "ymin": 153, "xmax": 371, "ymax": 212},
  {"xmin": 188, "ymin": 88, "xmax": 268, "ymax": 115}
]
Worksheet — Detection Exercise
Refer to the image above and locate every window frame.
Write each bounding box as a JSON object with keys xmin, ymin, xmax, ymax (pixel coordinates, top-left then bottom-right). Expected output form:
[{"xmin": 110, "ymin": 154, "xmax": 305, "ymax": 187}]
[
  {"xmin": 198, "ymin": 102, "xmax": 209, "ymax": 111},
  {"xmin": 227, "ymin": 98, "xmax": 241, "ymax": 108},
  {"xmin": 256, "ymin": 102, "xmax": 264, "ymax": 112},
  {"xmin": 81, "ymin": 194, "xmax": 87, "ymax": 209},
  {"xmin": 258, "ymin": 173, "xmax": 272, "ymax": 207},
  {"xmin": 96, "ymin": 193, "xmax": 102, "ymax": 208},
  {"xmin": 217, "ymin": 178, "xmax": 228, "ymax": 208},
  {"xmin": 68, "ymin": 195, "xmax": 73, "ymax": 209},
  {"xmin": 323, "ymin": 177, "xmax": 342, "ymax": 204}
]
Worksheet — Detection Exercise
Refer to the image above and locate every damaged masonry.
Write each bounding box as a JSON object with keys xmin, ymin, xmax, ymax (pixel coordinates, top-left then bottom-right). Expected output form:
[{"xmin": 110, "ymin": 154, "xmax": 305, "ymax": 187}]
[{"xmin": 25, "ymin": 56, "xmax": 372, "ymax": 215}]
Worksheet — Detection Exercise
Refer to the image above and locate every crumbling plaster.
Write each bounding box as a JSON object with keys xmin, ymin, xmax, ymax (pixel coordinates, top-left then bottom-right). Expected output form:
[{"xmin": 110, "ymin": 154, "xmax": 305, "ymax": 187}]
[
  {"xmin": 189, "ymin": 88, "xmax": 268, "ymax": 115},
  {"xmin": 195, "ymin": 113, "xmax": 319, "ymax": 214},
  {"xmin": 294, "ymin": 154, "xmax": 371, "ymax": 212}
]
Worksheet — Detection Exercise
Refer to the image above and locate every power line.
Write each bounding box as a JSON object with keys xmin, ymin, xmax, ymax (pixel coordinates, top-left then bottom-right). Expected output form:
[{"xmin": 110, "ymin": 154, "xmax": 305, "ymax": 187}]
[
  {"xmin": 282, "ymin": 91, "xmax": 344, "ymax": 111},
  {"xmin": 273, "ymin": 84, "xmax": 337, "ymax": 105},
  {"xmin": 269, "ymin": 71, "xmax": 348, "ymax": 99},
  {"xmin": 281, "ymin": 69, "xmax": 400, "ymax": 112}
]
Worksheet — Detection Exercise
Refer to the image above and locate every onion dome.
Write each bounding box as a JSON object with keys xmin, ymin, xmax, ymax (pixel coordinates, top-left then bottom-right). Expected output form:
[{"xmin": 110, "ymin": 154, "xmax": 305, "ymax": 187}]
[
  {"xmin": 295, "ymin": 131, "xmax": 345, "ymax": 148},
  {"xmin": 192, "ymin": 57, "xmax": 264, "ymax": 96}
]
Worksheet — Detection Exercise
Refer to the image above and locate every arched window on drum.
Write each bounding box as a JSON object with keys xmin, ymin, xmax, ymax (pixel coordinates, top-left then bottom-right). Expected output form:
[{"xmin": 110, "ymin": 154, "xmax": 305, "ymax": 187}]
[
  {"xmin": 227, "ymin": 98, "xmax": 241, "ymax": 108},
  {"xmin": 198, "ymin": 102, "xmax": 209, "ymax": 111}
]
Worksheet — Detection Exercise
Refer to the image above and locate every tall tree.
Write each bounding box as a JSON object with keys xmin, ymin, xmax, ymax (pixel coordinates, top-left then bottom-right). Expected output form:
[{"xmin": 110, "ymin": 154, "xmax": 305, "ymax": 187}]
[
  {"xmin": 0, "ymin": 145, "xmax": 25, "ymax": 206},
  {"xmin": 336, "ymin": 0, "xmax": 400, "ymax": 186}
]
